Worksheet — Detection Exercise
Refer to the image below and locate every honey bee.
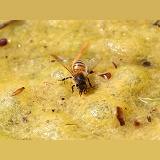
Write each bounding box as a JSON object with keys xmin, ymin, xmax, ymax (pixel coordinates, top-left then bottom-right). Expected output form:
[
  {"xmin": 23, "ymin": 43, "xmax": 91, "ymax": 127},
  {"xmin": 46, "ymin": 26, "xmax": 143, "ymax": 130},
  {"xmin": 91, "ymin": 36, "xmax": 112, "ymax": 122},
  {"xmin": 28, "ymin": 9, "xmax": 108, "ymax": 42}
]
[{"xmin": 51, "ymin": 41, "xmax": 100, "ymax": 96}]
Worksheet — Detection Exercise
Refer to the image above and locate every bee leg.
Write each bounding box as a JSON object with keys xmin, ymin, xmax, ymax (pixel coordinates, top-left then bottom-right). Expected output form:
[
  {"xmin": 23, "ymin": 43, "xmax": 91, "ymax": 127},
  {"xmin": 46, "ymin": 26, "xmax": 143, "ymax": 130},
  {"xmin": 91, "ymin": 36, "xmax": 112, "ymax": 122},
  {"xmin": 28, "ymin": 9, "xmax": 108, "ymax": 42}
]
[
  {"xmin": 61, "ymin": 76, "xmax": 72, "ymax": 81},
  {"xmin": 61, "ymin": 76, "xmax": 72, "ymax": 84},
  {"xmin": 72, "ymin": 85, "xmax": 75, "ymax": 93},
  {"xmin": 87, "ymin": 78, "xmax": 94, "ymax": 88}
]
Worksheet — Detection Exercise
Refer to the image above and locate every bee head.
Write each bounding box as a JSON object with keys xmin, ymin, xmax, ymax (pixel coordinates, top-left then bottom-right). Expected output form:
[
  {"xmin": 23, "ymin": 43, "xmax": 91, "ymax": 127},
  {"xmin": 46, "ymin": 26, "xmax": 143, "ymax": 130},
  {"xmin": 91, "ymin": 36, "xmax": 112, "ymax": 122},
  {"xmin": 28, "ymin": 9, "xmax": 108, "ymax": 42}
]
[{"xmin": 76, "ymin": 81, "xmax": 87, "ymax": 96}]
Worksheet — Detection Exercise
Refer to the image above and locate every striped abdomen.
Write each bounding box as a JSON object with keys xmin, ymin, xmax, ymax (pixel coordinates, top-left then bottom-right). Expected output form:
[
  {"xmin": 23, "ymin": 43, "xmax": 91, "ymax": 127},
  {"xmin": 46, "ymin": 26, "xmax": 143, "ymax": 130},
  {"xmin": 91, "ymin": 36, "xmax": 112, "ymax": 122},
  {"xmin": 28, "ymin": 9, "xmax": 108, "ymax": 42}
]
[{"xmin": 72, "ymin": 60, "xmax": 87, "ymax": 75}]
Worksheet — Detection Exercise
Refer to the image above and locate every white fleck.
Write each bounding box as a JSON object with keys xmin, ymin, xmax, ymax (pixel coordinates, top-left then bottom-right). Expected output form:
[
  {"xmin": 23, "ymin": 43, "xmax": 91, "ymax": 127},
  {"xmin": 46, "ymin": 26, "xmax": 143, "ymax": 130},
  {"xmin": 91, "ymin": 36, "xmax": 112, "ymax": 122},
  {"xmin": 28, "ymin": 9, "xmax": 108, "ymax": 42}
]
[{"xmin": 30, "ymin": 60, "xmax": 34, "ymax": 65}]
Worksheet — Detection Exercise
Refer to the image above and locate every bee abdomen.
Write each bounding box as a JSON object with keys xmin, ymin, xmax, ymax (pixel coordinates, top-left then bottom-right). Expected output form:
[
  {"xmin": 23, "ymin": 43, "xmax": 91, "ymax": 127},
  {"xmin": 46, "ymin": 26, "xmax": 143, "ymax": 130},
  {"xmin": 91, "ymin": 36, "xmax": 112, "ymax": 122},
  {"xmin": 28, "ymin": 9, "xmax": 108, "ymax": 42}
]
[{"xmin": 72, "ymin": 60, "xmax": 86, "ymax": 72}]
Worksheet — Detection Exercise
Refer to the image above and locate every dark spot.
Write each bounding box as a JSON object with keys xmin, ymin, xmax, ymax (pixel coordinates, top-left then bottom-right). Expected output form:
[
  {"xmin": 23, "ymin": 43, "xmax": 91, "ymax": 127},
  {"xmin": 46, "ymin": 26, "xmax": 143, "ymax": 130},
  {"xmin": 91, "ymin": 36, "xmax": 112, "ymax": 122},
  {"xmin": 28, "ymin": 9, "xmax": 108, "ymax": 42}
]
[
  {"xmin": 42, "ymin": 109, "xmax": 46, "ymax": 112},
  {"xmin": 112, "ymin": 62, "xmax": 117, "ymax": 69},
  {"xmin": 134, "ymin": 120, "xmax": 141, "ymax": 127},
  {"xmin": 99, "ymin": 72, "xmax": 111, "ymax": 79},
  {"xmin": 52, "ymin": 109, "xmax": 55, "ymax": 112},
  {"xmin": 152, "ymin": 108, "xmax": 157, "ymax": 112},
  {"xmin": 22, "ymin": 117, "xmax": 27, "ymax": 123},
  {"xmin": 61, "ymin": 98, "xmax": 65, "ymax": 100},
  {"xmin": 8, "ymin": 119, "xmax": 14, "ymax": 123},
  {"xmin": 44, "ymin": 46, "xmax": 47, "ymax": 48},
  {"xmin": 153, "ymin": 20, "xmax": 160, "ymax": 27},
  {"xmin": 142, "ymin": 61, "xmax": 151, "ymax": 67},
  {"xmin": 50, "ymin": 60, "xmax": 55, "ymax": 63},
  {"xmin": 0, "ymin": 38, "xmax": 8, "ymax": 46},
  {"xmin": 88, "ymin": 70, "xmax": 94, "ymax": 74},
  {"xmin": 25, "ymin": 111, "xmax": 31, "ymax": 115},
  {"xmin": 116, "ymin": 106, "xmax": 125, "ymax": 126},
  {"xmin": 5, "ymin": 56, "xmax": 8, "ymax": 58},
  {"xmin": 46, "ymin": 120, "xmax": 49, "ymax": 123},
  {"xmin": 147, "ymin": 116, "xmax": 151, "ymax": 122}
]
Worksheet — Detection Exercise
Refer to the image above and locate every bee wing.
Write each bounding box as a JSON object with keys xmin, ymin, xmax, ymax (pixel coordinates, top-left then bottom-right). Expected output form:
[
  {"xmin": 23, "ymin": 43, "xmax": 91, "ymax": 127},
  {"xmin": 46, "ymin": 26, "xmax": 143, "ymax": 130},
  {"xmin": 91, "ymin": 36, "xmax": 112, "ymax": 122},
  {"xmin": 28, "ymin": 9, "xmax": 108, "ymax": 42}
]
[
  {"xmin": 51, "ymin": 54, "xmax": 73, "ymax": 75},
  {"xmin": 87, "ymin": 57, "xmax": 101, "ymax": 75}
]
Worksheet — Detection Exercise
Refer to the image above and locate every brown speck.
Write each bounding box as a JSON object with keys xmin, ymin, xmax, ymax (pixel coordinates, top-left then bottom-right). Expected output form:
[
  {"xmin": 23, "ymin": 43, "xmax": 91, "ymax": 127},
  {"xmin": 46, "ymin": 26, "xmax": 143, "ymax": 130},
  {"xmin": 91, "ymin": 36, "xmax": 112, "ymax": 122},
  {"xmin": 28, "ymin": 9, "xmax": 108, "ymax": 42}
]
[
  {"xmin": 46, "ymin": 120, "xmax": 49, "ymax": 123},
  {"xmin": 22, "ymin": 117, "xmax": 27, "ymax": 123},
  {"xmin": 147, "ymin": 116, "xmax": 151, "ymax": 122},
  {"xmin": 61, "ymin": 98, "xmax": 65, "ymax": 100},
  {"xmin": 142, "ymin": 61, "xmax": 151, "ymax": 67},
  {"xmin": 153, "ymin": 20, "xmax": 160, "ymax": 27},
  {"xmin": 112, "ymin": 62, "xmax": 117, "ymax": 69},
  {"xmin": 5, "ymin": 56, "xmax": 8, "ymax": 58},
  {"xmin": 134, "ymin": 120, "xmax": 141, "ymax": 127},
  {"xmin": 8, "ymin": 119, "xmax": 14, "ymax": 123},
  {"xmin": 0, "ymin": 38, "xmax": 8, "ymax": 46},
  {"xmin": 50, "ymin": 60, "xmax": 55, "ymax": 63},
  {"xmin": 152, "ymin": 108, "xmax": 157, "ymax": 112},
  {"xmin": 44, "ymin": 46, "xmax": 47, "ymax": 48},
  {"xmin": 11, "ymin": 87, "xmax": 25, "ymax": 96},
  {"xmin": 99, "ymin": 72, "xmax": 111, "ymax": 79},
  {"xmin": 25, "ymin": 111, "xmax": 31, "ymax": 115},
  {"xmin": 88, "ymin": 70, "xmax": 94, "ymax": 74},
  {"xmin": 52, "ymin": 109, "xmax": 55, "ymax": 112},
  {"xmin": 116, "ymin": 106, "xmax": 125, "ymax": 126},
  {"xmin": 42, "ymin": 109, "xmax": 46, "ymax": 112}
]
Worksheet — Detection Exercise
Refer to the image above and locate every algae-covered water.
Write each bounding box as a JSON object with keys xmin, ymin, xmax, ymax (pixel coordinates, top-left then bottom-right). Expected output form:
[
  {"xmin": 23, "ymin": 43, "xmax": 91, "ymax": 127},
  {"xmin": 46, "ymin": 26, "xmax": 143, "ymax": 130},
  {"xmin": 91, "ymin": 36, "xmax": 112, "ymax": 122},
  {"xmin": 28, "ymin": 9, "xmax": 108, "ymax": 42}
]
[{"xmin": 0, "ymin": 20, "xmax": 160, "ymax": 140}]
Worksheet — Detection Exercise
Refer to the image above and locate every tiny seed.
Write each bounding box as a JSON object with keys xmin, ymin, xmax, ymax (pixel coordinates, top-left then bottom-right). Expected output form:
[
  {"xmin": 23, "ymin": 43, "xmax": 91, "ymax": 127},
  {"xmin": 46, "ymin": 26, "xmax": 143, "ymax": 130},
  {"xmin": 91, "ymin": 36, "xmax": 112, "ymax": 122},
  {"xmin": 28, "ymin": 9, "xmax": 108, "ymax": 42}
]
[{"xmin": 0, "ymin": 38, "xmax": 8, "ymax": 46}]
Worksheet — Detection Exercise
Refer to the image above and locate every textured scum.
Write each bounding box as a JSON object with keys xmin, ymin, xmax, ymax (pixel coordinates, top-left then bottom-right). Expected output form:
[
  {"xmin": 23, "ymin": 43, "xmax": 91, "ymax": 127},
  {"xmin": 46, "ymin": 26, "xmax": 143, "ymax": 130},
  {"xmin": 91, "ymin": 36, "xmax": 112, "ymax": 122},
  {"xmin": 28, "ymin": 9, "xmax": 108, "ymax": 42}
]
[{"xmin": 0, "ymin": 20, "xmax": 160, "ymax": 140}]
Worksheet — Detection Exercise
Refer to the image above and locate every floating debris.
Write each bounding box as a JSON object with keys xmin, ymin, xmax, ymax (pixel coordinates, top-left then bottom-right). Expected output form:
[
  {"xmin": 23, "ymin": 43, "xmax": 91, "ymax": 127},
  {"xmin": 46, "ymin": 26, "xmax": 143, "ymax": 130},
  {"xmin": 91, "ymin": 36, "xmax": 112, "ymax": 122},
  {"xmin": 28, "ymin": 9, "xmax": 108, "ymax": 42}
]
[
  {"xmin": 50, "ymin": 59, "xmax": 55, "ymax": 63},
  {"xmin": 99, "ymin": 72, "xmax": 111, "ymax": 79},
  {"xmin": 138, "ymin": 97, "xmax": 160, "ymax": 104},
  {"xmin": 25, "ymin": 111, "xmax": 31, "ymax": 115},
  {"xmin": 134, "ymin": 120, "xmax": 141, "ymax": 127},
  {"xmin": 142, "ymin": 61, "xmax": 151, "ymax": 67},
  {"xmin": 11, "ymin": 87, "xmax": 25, "ymax": 96},
  {"xmin": 0, "ymin": 38, "xmax": 8, "ymax": 47},
  {"xmin": 116, "ymin": 106, "xmax": 125, "ymax": 126},
  {"xmin": 112, "ymin": 61, "xmax": 117, "ymax": 69},
  {"xmin": 22, "ymin": 117, "xmax": 27, "ymax": 123},
  {"xmin": 147, "ymin": 116, "xmax": 151, "ymax": 122}
]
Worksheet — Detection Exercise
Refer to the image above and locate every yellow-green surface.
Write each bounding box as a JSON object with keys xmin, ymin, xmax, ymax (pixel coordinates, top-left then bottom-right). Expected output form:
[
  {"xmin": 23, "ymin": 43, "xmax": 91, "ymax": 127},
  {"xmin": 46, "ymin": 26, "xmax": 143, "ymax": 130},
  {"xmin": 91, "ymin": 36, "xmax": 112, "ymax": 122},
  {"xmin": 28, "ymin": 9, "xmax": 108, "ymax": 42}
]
[{"xmin": 0, "ymin": 20, "xmax": 160, "ymax": 140}]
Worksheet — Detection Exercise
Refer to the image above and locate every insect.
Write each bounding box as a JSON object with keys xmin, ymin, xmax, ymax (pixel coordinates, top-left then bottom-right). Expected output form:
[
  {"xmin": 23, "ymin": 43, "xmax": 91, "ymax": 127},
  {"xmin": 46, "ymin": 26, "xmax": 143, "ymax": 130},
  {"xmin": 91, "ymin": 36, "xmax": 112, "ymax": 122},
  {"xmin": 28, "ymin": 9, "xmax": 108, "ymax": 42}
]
[{"xmin": 51, "ymin": 41, "xmax": 100, "ymax": 96}]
